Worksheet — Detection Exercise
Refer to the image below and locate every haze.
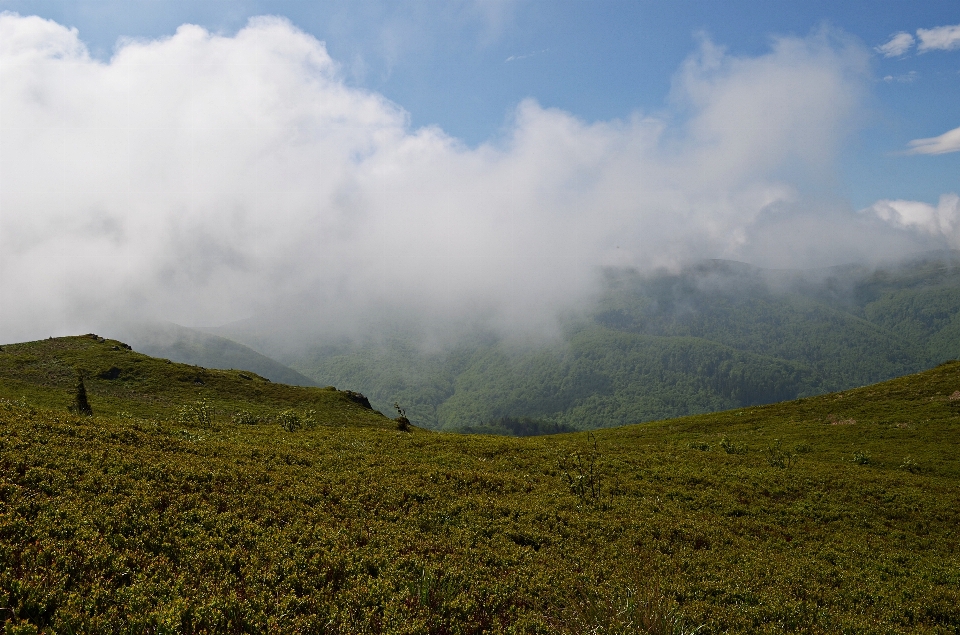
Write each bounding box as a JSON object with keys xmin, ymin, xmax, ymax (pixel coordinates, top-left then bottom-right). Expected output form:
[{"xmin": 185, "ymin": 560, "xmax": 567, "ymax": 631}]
[{"xmin": 1, "ymin": 10, "xmax": 958, "ymax": 344}]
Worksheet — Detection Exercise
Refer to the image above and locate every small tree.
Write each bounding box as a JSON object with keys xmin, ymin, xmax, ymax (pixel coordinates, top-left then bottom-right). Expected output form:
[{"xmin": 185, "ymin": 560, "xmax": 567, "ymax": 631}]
[
  {"xmin": 70, "ymin": 373, "xmax": 93, "ymax": 416},
  {"xmin": 394, "ymin": 402, "xmax": 411, "ymax": 432}
]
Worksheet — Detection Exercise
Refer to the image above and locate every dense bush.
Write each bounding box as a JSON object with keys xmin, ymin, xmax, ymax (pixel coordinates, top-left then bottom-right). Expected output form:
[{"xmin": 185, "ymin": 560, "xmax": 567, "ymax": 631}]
[{"xmin": 1, "ymin": 352, "xmax": 960, "ymax": 631}]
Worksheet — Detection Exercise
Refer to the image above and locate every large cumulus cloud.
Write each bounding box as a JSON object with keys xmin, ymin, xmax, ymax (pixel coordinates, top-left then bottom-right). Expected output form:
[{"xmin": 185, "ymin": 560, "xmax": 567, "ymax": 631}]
[
  {"xmin": 864, "ymin": 194, "xmax": 960, "ymax": 244},
  {"xmin": 0, "ymin": 14, "xmax": 946, "ymax": 342}
]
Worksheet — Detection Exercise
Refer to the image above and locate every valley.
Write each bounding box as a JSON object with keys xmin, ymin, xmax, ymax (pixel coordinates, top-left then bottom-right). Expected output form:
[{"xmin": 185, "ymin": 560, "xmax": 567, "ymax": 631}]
[{"xmin": 208, "ymin": 252, "xmax": 960, "ymax": 431}]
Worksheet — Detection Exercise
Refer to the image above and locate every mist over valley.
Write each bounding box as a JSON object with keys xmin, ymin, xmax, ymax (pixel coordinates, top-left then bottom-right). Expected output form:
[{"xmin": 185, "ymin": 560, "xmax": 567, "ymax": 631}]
[{"xmin": 119, "ymin": 250, "xmax": 960, "ymax": 431}]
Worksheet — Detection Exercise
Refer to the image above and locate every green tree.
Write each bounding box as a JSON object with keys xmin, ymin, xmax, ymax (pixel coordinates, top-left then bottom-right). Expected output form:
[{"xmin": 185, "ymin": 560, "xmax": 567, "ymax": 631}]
[{"xmin": 69, "ymin": 373, "xmax": 93, "ymax": 416}]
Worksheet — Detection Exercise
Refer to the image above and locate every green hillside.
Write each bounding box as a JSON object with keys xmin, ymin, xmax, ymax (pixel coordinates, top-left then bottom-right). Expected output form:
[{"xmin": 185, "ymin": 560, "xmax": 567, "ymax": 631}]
[
  {"xmin": 0, "ymin": 335, "xmax": 383, "ymax": 427},
  {"xmin": 282, "ymin": 252, "xmax": 960, "ymax": 429},
  {"xmin": 1, "ymin": 336, "xmax": 958, "ymax": 632},
  {"xmin": 112, "ymin": 322, "xmax": 318, "ymax": 387}
]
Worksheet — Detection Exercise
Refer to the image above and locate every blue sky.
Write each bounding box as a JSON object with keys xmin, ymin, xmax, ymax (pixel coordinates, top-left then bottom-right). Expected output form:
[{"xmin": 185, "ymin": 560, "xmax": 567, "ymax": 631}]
[
  {"xmin": 3, "ymin": 0, "xmax": 957, "ymax": 206},
  {"xmin": 1, "ymin": 1, "xmax": 959, "ymax": 339}
]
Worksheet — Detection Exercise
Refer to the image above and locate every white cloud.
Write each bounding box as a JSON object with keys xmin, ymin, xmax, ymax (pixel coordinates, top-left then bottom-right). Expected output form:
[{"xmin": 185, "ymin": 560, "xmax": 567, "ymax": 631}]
[
  {"xmin": 864, "ymin": 194, "xmax": 960, "ymax": 245},
  {"xmin": 876, "ymin": 32, "xmax": 915, "ymax": 57},
  {"xmin": 876, "ymin": 24, "xmax": 960, "ymax": 57},
  {"xmin": 0, "ymin": 14, "xmax": 936, "ymax": 343},
  {"xmin": 917, "ymin": 23, "xmax": 960, "ymax": 52},
  {"xmin": 883, "ymin": 70, "xmax": 917, "ymax": 83},
  {"xmin": 907, "ymin": 125, "xmax": 960, "ymax": 155},
  {"xmin": 505, "ymin": 49, "xmax": 548, "ymax": 63}
]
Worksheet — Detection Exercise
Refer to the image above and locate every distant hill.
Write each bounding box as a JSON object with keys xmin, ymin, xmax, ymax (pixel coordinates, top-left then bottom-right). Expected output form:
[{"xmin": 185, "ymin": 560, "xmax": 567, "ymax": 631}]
[
  {"xmin": 112, "ymin": 321, "xmax": 318, "ymax": 387},
  {"xmin": 264, "ymin": 251, "xmax": 960, "ymax": 430}
]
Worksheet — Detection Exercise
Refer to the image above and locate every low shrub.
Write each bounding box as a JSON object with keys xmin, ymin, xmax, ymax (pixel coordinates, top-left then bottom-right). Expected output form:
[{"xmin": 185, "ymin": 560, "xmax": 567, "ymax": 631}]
[
  {"xmin": 232, "ymin": 409, "xmax": 260, "ymax": 425},
  {"xmin": 764, "ymin": 438, "xmax": 794, "ymax": 469},
  {"xmin": 277, "ymin": 409, "xmax": 301, "ymax": 432},
  {"xmin": 174, "ymin": 399, "xmax": 211, "ymax": 426},
  {"xmin": 899, "ymin": 456, "xmax": 921, "ymax": 473},
  {"xmin": 719, "ymin": 435, "xmax": 747, "ymax": 455}
]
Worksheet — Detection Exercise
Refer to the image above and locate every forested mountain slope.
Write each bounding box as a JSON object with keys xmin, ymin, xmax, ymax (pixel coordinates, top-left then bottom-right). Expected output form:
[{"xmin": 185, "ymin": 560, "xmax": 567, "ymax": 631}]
[{"xmin": 280, "ymin": 251, "xmax": 960, "ymax": 429}]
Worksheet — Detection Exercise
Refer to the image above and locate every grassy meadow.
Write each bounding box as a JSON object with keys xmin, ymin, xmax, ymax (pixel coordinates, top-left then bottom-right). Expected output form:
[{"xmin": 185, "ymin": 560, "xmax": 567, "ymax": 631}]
[{"xmin": 0, "ymin": 335, "xmax": 958, "ymax": 633}]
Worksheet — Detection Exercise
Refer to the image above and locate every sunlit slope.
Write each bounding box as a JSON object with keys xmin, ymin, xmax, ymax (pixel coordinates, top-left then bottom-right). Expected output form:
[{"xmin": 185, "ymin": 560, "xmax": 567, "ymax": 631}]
[
  {"xmin": 0, "ymin": 343, "xmax": 958, "ymax": 631},
  {"xmin": 112, "ymin": 321, "xmax": 319, "ymax": 387},
  {"xmin": 0, "ymin": 334, "xmax": 386, "ymax": 426}
]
